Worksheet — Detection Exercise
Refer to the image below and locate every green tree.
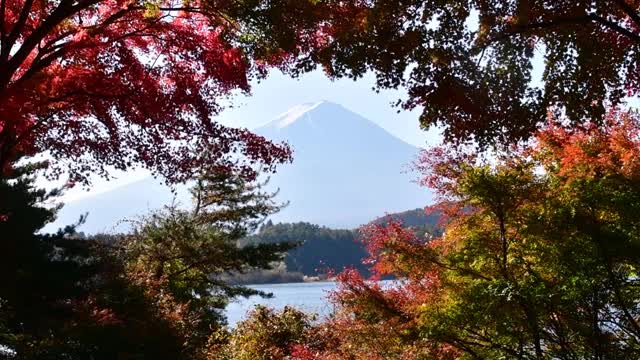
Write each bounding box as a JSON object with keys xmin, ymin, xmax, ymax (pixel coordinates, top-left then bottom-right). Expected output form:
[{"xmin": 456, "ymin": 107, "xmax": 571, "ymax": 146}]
[
  {"xmin": 314, "ymin": 111, "xmax": 640, "ymax": 359},
  {"xmin": 0, "ymin": 160, "xmax": 89, "ymax": 357},
  {"xmin": 122, "ymin": 168, "xmax": 296, "ymax": 349},
  {"xmin": 212, "ymin": 305, "xmax": 314, "ymax": 360},
  {"xmin": 0, "ymin": 160, "xmax": 193, "ymax": 359}
]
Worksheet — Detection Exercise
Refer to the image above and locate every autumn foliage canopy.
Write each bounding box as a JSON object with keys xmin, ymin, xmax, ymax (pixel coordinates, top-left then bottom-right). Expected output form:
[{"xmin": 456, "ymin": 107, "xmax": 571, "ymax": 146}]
[
  {"xmin": 276, "ymin": 0, "xmax": 640, "ymax": 146},
  {"xmin": 5, "ymin": 0, "xmax": 640, "ymax": 359},
  {"xmin": 5, "ymin": 0, "xmax": 640, "ymax": 180},
  {"xmin": 297, "ymin": 110, "xmax": 640, "ymax": 359},
  {"xmin": 0, "ymin": 0, "xmax": 304, "ymax": 183}
]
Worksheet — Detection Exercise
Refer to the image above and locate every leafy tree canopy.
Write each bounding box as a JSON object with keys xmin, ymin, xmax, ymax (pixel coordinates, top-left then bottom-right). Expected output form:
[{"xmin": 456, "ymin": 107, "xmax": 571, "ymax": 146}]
[
  {"xmin": 209, "ymin": 305, "xmax": 315, "ymax": 360},
  {"xmin": 305, "ymin": 110, "xmax": 640, "ymax": 359},
  {"xmin": 267, "ymin": 0, "xmax": 640, "ymax": 146},
  {"xmin": 0, "ymin": 0, "xmax": 305, "ymax": 184}
]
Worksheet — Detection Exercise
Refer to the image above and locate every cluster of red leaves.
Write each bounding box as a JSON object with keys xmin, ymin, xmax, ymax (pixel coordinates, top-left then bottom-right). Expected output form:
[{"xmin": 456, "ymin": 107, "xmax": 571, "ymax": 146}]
[
  {"xmin": 0, "ymin": 0, "xmax": 292, "ymax": 184},
  {"xmin": 123, "ymin": 265, "xmax": 198, "ymax": 334},
  {"xmin": 535, "ymin": 109, "xmax": 640, "ymax": 182},
  {"xmin": 414, "ymin": 145, "xmax": 477, "ymax": 200},
  {"xmin": 359, "ymin": 221, "xmax": 442, "ymax": 280},
  {"xmin": 305, "ymin": 225, "xmax": 453, "ymax": 359},
  {"xmin": 293, "ymin": 312, "xmax": 458, "ymax": 360},
  {"xmin": 75, "ymin": 263, "xmax": 199, "ymax": 343},
  {"xmin": 70, "ymin": 295, "xmax": 123, "ymax": 327}
]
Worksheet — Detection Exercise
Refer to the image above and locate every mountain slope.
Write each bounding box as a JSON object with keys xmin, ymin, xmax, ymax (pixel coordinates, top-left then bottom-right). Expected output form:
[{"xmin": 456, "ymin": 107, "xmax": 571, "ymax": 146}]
[
  {"xmin": 255, "ymin": 101, "xmax": 431, "ymax": 228},
  {"xmin": 45, "ymin": 177, "xmax": 189, "ymax": 234},
  {"xmin": 48, "ymin": 101, "xmax": 432, "ymax": 234}
]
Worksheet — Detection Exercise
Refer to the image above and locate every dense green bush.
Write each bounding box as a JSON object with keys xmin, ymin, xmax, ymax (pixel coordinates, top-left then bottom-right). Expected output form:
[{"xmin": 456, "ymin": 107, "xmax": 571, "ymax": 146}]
[{"xmin": 215, "ymin": 306, "xmax": 314, "ymax": 360}]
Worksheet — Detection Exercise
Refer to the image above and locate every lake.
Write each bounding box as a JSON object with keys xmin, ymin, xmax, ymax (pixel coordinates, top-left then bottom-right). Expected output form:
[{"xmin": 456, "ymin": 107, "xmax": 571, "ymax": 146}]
[{"xmin": 225, "ymin": 282, "xmax": 338, "ymax": 326}]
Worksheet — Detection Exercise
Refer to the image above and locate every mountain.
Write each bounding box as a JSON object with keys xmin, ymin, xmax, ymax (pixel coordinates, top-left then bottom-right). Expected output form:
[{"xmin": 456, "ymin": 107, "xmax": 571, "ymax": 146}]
[
  {"xmin": 371, "ymin": 208, "xmax": 440, "ymax": 227},
  {"xmin": 47, "ymin": 101, "xmax": 432, "ymax": 234},
  {"xmin": 44, "ymin": 177, "xmax": 191, "ymax": 234},
  {"xmin": 255, "ymin": 101, "xmax": 431, "ymax": 228},
  {"xmin": 371, "ymin": 207, "xmax": 442, "ymax": 239}
]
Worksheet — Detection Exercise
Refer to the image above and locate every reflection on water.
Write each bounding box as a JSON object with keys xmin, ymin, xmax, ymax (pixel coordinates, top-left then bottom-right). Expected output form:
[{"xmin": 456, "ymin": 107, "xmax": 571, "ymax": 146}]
[{"xmin": 225, "ymin": 282, "xmax": 337, "ymax": 326}]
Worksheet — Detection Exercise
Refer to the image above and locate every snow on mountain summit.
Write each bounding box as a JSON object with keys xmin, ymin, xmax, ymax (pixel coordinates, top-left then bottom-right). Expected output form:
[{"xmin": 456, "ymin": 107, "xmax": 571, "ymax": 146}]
[
  {"xmin": 264, "ymin": 101, "xmax": 325, "ymax": 129},
  {"xmin": 257, "ymin": 100, "xmax": 413, "ymax": 149}
]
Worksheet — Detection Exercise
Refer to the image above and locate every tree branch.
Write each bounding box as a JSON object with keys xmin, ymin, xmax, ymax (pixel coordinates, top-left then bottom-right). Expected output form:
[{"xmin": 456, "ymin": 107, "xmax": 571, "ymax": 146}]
[
  {"xmin": 0, "ymin": 0, "xmax": 6, "ymax": 59},
  {"xmin": 15, "ymin": 46, "xmax": 70, "ymax": 85},
  {"xmin": 590, "ymin": 13, "xmax": 640, "ymax": 43},
  {"xmin": 2, "ymin": 0, "xmax": 100, "ymax": 88},
  {"xmin": 485, "ymin": 15, "xmax": 594, "ymax": 46},
  {"xmin": 613, "ymin": 0, "xmax": 640, "ymax": 29},
  {"xmin": 2, "ymin": 0, "xmax": 34, "ymax": 63},
  {"xmin": 486, "ymin": 13, "xmax": 640, "ymax": 47}
]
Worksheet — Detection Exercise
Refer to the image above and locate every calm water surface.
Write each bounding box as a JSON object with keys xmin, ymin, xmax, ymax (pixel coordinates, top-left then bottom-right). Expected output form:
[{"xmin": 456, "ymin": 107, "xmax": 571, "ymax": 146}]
[{"xmin": 225, "ymin": 282, "xmax": 337, "ymax": 326}]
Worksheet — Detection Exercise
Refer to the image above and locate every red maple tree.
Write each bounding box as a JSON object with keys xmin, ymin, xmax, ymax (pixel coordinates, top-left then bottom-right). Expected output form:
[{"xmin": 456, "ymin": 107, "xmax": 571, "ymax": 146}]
[{"xmin": 0, "ymin": 0, "xmax": 293, "ymax": 184}]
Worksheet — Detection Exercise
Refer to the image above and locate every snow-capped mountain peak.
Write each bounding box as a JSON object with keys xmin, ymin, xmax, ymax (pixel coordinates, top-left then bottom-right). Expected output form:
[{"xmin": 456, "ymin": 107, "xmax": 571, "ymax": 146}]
[{"xmin": 263, "ymin": 101, "xmax": 325, "ymax": 129}]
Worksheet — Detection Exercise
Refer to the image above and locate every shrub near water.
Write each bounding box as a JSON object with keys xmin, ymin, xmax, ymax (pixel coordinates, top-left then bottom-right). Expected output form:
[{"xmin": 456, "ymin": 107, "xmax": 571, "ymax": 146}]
[{"xmin": 213, "ymin": 306, "xmax": 314, "ymax": 360}]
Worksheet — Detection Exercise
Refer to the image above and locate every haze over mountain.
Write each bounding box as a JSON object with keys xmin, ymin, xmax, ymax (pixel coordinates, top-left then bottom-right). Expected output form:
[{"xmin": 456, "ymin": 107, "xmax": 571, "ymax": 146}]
[
  {"xmin": 255, "ymin": 101, "xmax": 431, "ymax": 227},
  {"xmin": 47, "ymin": 101, "xmax": 432, "ymax": 234}
]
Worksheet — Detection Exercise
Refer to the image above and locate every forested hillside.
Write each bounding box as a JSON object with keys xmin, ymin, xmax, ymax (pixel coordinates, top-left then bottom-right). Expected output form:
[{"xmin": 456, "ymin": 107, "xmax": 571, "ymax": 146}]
[
  {"xmin": 241, "ymin": 222, "xmax": 368, "ymax": 277},
  {"xmin": 371, "ymin": 208, "xmax": 442, "ymax": 238},
  {"xmin": 235, "ymin": 209, "xmax": 441, "ymax": 283}
]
